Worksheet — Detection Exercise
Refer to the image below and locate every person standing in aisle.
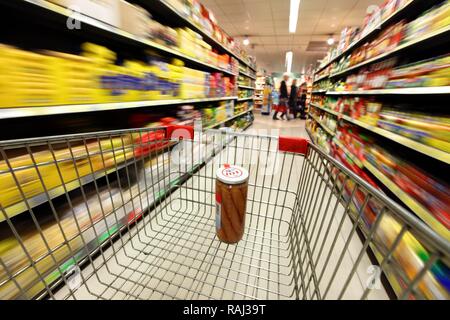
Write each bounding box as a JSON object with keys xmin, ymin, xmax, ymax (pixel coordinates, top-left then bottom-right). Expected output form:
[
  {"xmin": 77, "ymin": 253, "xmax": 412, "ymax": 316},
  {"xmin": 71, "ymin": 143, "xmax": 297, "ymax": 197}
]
[
  {"xmin": 273, "ymin": 73, "xmax": 289, "ymax": 120},
  {"xmin": 297, "ymin": 82, "xmax": 308, "ymax": 119},
  {"xmin": 288, "ymin": 79, "xmax": 298, "ymax": 119}
]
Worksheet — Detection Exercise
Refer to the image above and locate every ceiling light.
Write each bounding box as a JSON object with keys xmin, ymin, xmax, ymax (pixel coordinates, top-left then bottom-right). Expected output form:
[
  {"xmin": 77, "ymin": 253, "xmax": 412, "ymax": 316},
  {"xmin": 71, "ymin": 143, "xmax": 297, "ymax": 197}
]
[
  {"xmin": 285, "ymin": 51, "xmax": 293, "ymax": 74},
  {"xmin": 243, "ymin": 37, "xmax": 250, "ymax": 46},
  {"xmin": 289, "ymin": 0, "xmax": 301, "ymax": 33},
  {"xmin": 327, "ymin": 37, "xmax": 335, "ymax": 45}
]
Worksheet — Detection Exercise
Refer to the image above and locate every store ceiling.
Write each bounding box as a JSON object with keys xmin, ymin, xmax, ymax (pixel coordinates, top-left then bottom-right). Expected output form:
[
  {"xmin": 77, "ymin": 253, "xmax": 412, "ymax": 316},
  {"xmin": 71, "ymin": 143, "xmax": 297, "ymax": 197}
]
[{"xmin": 202, "ymin": 0, "xmax": 384, "ymax": 74}]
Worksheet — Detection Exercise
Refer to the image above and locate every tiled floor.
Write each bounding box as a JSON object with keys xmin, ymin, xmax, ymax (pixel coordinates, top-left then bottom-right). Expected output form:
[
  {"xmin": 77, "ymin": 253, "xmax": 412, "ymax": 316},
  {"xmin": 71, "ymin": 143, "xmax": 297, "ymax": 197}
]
[{"xmin": 248, "ymin": 113, "xmax": 309, "ymax": 138}]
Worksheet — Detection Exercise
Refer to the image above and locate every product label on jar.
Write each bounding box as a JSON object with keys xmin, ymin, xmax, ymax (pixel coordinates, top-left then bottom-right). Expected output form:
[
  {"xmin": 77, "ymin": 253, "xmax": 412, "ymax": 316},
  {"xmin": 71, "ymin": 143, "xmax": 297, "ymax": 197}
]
[
  {"xmin": 216, "ymin": 202, "xmax": 221, "ymax": 230},
  {"xmin": 221, "ymin": 165, "xmax": 244, "ymax": 179},
  {"xmin": 215, "ymin": 193, "xmax": 222, "ymax": 230}
]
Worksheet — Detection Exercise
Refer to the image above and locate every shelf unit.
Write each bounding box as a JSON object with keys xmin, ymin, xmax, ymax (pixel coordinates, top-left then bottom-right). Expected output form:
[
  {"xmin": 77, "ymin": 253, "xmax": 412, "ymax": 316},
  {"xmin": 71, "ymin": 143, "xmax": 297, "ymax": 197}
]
[
  {"xmin": 134, "ymin": 0, "xmax": 256, "ymax": 71},
  {"xmin": 331, "ymin": 135, "xmax": 449, "ymax": 240},
  {"xmin": 28, "ymin": 127, "xmax": 255, "ymax": 300},
  {"xmin": 5, "ymin": 0, "xmax": 236, "ymax": 77},
  {"xmin": 329, "ymin": 25, "xmax": 450, "ymax": 78},
  {"xmin": 0, "ymin": 1, "xmax": 259, "ymax": 121},
  {"xmin": 314, "ymin": 0, "xmax": 419, "ymax": 74},
  {"xmin": 326, "ymin": 86, "xmax": 450, "ymax": 95},
  {"xmin": 0, "ymin": 0, "xmax": 260, "ymax": 301},
  {"xmin": 238, "ymin": 85, "xmax": 256, "ymax": 90},
  {"xmin": 309, "ymin": 0, "xmax": 450, "ymax": 300},
  {"xmin": 237, "ymin": 97, "xmax": 254, "ymax": 102},
  {"xmin": 204, "ymin": 108, "xmax": 253, "ymax": 130},
  {"xmin": 1, "ymin": 159, "xmax": 134, "ymax": 222},
  {"xmin": 306, "ymin": 128, "xmax": 315, "ymax": 142},
  {"xmin": 0, "ymin": 97, "xmax": 238, "ymax": 119},
  {"xmin": 239, "ymin": 70, "xmax": 257, "ymax": 80},
  {"xmin": 309, "ymin": 103, "xmax": 450, "ymax": 164},
  {"xmin": 1, "ymin": 107, "xmax": 254, "ymax": 223},
  {"xmin": 363, "ymin": 161, "xmax": 449, "ymax": 240},
  {"xmin": 309, "ymin": 113, "xmax": 336, "ymax": 137},
  {"xmin": 310, "ymin": 103, "xmax": 340, "ymax": 117},
  {"xmin": 239, "ymin": 121, "xmax": 254, "ymax": 132},
  {"xmin": 313, "ymin": 74, "xmax": 329, "ymax": 83},
  {"xmin": 342, "ymin": 115, "xmax": 450, "ymax": 164},
  {"xmin": 332, "ymin": 138, "xmax": 364, "ymax": 169}
]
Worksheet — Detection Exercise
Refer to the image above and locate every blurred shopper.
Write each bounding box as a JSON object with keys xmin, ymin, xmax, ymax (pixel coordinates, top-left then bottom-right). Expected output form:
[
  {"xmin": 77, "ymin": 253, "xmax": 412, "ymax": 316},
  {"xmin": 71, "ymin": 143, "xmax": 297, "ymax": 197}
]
[
  {"xmin": 273, "ymin": 73, "xmax": 289, "ymax": 120},
  {"xmin": 289, "ymin": 79, "xmax": 298, "ymax": 119},
  {"xmin": 297, "ymin": 82, "xmax": 308, "ymax": 119}
]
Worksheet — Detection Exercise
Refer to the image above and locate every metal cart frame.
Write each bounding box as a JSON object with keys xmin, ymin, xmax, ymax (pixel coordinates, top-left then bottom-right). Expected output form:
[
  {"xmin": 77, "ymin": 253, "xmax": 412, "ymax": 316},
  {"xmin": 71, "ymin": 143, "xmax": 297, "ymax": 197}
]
[{"xmin": 0, "ymin": 126, "xmax": 448, "ymax": 300}]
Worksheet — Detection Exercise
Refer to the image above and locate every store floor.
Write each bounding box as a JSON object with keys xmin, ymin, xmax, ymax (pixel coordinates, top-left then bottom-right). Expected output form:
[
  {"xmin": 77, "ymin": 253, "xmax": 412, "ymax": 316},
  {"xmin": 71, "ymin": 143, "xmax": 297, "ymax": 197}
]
[{"xmin": 248, "ymin": 112, "xmax": 309, "ymax": 139}]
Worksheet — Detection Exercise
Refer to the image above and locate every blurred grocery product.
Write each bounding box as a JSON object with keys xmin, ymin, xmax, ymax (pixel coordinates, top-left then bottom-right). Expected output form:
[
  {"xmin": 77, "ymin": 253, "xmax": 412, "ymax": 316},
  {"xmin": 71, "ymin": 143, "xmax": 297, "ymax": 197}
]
[{"xmin": 310, "ymin": 0, "xmax": 450, "ymax": 300}]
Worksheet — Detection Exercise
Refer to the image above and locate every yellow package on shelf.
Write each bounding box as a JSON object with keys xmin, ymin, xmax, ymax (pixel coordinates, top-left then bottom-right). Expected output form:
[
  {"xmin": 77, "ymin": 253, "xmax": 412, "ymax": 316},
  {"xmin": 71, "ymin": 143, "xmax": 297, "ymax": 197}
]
[
  {"xmin": 119, "ymin": 60, "xmax": 144, "ymax": 102},
  {"xmin": 81, "ymin": 42, "xmax": 116, "ymax": 64},
  {"xmin": 0, "ymin": 46, "xmax": 59, "ymax": 107},
  {"xmin": 142, "ymin": 65, "xmax": 160, "ymax": 101},
  {"xmin": 177, "ymin": 28, "xmax": 195, "ymax": 57},
  {"xmin": 0, "ymin": 136, "xmax": 133, "ymax": 210}
]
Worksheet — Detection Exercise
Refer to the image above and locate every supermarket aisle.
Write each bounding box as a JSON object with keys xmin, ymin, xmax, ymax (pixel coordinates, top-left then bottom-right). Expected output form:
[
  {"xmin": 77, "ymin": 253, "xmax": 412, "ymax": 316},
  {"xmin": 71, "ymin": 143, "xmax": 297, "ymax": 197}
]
[{"xmin": 248, "ymin": 113, "xmax": 309, "ymax": 139}]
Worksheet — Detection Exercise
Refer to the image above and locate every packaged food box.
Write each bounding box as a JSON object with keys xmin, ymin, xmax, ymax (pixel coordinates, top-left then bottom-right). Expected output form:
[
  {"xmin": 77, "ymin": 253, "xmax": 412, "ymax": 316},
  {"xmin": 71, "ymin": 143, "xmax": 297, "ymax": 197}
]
[
  {"xmin": 118, "ymin": 0, "xmax": 151, "ymax": 38},
  {"xmin": 47, "ymin": 0, "xmax": 121, "ymax": 28}
]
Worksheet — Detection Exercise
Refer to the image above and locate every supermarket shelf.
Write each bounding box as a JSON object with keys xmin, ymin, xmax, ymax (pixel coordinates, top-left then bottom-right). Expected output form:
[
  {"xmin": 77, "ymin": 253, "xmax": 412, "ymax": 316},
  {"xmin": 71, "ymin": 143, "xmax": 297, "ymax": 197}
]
[
  {"xmin": 309, "ymin": 113, "xmax": 336, "ymax": 137},
  {"xmin": 140, "ymin": 0, "xmax": 256, "ymax": 71},
  {"xmin": 311, "ymin": 103, "xmax": 450, "ymax": 164},
  {"xmin": 306, "ymin": 127, "xmax": 329, "ymax": 154},
  {"xmin": 1, "ymin": 105, "xmax": 252, "ymax": 220},
  {"xmin": 370, "ymin": 245, "xmax": 406, "ymax": 298},
  {"xmin": 326, "ymin": 86, "xmax": 450, "ymax": 95},
  {"xmin": 315, "ymin": 0, "xmax": 419, "ymax": 74},
  {"xmin": 336, "ymin": 193, "xmax": 410, "ymax": 298},
  {"xmin": 33, "ymin": 127, "xmax": 249, "ymax": 299},
  {"xmin": 239, "ymin": 121, "xmax": 253, "ymax": 132},
  {"xmin": 0, "ymin": 96, "xmax": 238, "ymax": 120},
  {"xmin": 311, "ymin": 90, "xmax": 328, "ymax": 94},
  {"xmin": 342, "ymin": 115, "xmax": 450, "ymax": 164},
  {"xmin": 204, "ymin": 108, "xmax": 253, "ymax": 130},
  {"xmin": 238, "ymin": 85, "xmax": 256, "ymax": 90},
  {"xmin": 1, "ymin": 159, "xmax": 134, "ymax": 222},
  {"xmin": 237, "ymin": 97, "xmax": 254, "ymax": 102},
  {"xmin": 8, "ymin": 0, "xmax": 236, "ymax": 77},
  {"xmin": 332, "ymin": 139, "xmax": 364, "ymax": 169},
  {"xmin": 35, "ymin": 159, "xmax": 206, "ymax": 300},
  {"xmin": 305, "ymin": 127, "xmax": 315, "ymax": 144},
  {"xmin": 310, "ymin": 103, "xmax": 340, "ymax": 117},
  {"xmin": 363, "ymin": 161, "xmax": 450, "ymax": 241},
  {"xmin": 330, "ymin": 25, "xmax": 450, "ymax": 78},
  {"xmin": 239, "ymin": 70, "xmax": 257, "ymax": 80},
  {"xmin": 313, "ymin": 74, "xmax": 329, "ymax": 83}
]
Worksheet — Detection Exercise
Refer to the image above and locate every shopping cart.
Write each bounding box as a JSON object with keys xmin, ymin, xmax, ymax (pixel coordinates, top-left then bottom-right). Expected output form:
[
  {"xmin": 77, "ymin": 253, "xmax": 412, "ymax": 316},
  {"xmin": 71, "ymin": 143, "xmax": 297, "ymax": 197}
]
[{"xmin": 0, "ymin": 126, "xmax": 448, "ymax": 300}]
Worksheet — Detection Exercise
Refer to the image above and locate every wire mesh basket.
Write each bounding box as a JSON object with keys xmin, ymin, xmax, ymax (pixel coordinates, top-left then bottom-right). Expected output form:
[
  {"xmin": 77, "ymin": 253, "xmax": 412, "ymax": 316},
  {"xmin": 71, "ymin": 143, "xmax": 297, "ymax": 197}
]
[{"xmin": 0, "ymin": 126, "xmax": 448, "ymax": 300}]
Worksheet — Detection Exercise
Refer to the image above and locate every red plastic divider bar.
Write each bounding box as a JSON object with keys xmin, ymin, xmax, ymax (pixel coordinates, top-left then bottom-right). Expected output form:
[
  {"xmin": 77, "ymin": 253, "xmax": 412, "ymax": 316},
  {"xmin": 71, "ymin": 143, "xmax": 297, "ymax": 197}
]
[{"xmin": 278, "ymin": 136, "xmax": 309, "ymax": 155}]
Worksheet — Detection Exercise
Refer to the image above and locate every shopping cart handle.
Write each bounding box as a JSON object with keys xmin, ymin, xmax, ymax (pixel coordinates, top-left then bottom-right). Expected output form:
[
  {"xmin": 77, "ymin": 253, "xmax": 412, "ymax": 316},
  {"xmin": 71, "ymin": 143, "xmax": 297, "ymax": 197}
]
[
  {"xmin": 278, "ymin": 136, "xmax": 309, "ymax": 155},
  {"xmin": 166, "ymin": 125, "xmax": 194, "ymax": 140}
]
